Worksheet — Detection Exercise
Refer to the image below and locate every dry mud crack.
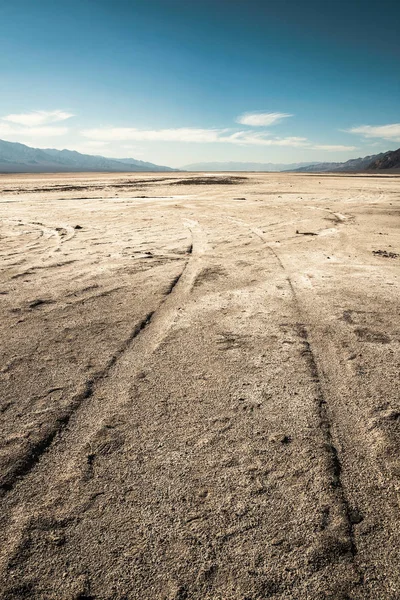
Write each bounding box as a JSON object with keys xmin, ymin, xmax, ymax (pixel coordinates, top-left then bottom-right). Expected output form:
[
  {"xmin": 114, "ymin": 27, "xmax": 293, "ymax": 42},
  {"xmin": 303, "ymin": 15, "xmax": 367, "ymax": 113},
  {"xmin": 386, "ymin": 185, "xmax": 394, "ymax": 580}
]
[{"xmin": 0, "ymin": 172, "xmax": 399, "ymax": 599}]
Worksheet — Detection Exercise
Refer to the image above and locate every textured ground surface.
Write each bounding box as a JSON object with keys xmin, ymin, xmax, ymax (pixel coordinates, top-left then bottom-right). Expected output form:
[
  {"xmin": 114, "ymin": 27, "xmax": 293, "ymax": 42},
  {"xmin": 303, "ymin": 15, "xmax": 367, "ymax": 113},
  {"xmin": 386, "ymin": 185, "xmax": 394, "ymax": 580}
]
[{"xmin": 0, "ymin": 172, "xmax": 399, "ymax": 599}]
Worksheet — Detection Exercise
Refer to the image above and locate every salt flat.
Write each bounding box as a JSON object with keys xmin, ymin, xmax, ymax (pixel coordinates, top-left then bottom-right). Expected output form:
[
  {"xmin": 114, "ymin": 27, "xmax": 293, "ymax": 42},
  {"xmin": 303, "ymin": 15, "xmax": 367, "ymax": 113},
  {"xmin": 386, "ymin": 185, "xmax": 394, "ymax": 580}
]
[{"xmin": 0, "ymin": 172, "xmax": 399, "ymax": 599}]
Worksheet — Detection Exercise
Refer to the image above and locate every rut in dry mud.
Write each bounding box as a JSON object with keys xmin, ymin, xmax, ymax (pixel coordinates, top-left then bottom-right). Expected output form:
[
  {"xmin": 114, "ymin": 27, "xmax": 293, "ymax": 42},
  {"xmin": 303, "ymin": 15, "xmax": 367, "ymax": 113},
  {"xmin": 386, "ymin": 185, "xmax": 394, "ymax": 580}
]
[
  {"xmin": 228, "ymin": 216, "xmax": 364, "ymax": 582},
  {"xmin": 1, "ymin": 223, "xmax": 199, "ymax": 496}
]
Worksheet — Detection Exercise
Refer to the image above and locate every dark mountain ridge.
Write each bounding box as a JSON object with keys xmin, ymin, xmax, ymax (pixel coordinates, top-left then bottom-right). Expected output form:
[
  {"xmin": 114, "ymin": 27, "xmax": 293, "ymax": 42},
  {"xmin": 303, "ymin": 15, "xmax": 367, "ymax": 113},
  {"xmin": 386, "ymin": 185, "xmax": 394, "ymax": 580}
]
[
  {"xmin": 367, "ymin": 148, "xmax": 400, "ymax": 171},
  {"xmin": 286, "ymin": 153, "xmax": 383, "ymax": 173},
  {"xmin": 287, "ymin": 148, "xmax": 400, "ymax": 173}
]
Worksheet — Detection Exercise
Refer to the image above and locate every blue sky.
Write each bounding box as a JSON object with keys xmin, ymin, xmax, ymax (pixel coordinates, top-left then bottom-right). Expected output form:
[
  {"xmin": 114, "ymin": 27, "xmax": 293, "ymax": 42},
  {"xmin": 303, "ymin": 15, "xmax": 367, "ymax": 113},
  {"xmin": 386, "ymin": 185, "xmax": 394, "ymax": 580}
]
[{"xmin": 0, "ymin": 0, "xmax": 399, "ymax": 166}]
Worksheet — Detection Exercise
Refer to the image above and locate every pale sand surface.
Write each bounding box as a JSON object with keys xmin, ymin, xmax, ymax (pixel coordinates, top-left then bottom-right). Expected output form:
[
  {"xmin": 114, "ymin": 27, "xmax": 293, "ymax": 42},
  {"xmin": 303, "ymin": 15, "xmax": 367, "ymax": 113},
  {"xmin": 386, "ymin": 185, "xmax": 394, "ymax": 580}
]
[{"xmin": 0, "ymin": 172, "xmax": 399, "ymax": 599}]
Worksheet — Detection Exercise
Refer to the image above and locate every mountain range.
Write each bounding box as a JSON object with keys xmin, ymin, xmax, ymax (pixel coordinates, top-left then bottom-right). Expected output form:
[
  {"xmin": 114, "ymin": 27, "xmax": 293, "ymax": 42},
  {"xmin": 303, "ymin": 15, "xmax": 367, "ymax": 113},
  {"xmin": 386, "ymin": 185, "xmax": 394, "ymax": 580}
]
[
  {"xmin": 0, "ymin": 139, "xmax": 399, "ymax": 174},
  {"xmin": 286, "ymin": 153, "xmax": 385, "ymax": 173},
  {"xmin": 180, "ymin": 161, "xmax": 319, "ymax": 171},
  {"xmin": 367, "ymin": 148, "xmax": 400, "ymax": 172},
  {"xmin": 183, "ymin": 150, "xmax": 400, "ymax": 173},
  {"xmin": 0, "ymin": 139, "xmax": 175, "ymax": 173},
  {"xmin": 287, "ymin": 149, "xmax": 400, "ymax": 173}
]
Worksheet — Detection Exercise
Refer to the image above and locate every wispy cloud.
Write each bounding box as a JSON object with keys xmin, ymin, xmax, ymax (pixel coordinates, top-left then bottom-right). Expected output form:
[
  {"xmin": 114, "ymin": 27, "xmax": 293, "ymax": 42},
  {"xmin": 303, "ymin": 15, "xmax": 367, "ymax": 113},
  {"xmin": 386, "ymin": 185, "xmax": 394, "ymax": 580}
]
[
  {"xmin": 0, "ymin": 110, "xmax": 73, "ymax": 141},
  {"xmin": 236, "ymin": 112, "xmax": 293, "ymax": 127},
  {"xmin": 80, "ymin": 141, "xmax": 110, "ymax": 148},
  {"xmin": 82, "ymin": 127, "xmax": 228, "ymax": 143},
  {"xmin": 345, "ymin": 123, "xmax": 400, "ymax": 142},
  {"xmin": 0, "ymin": 123, "xmax": 21, "ymax": 137},
  {"xmin": 82, "ymin": 127, "xmax": 308, "ymax": 147},
  {"xmin": 24, "ymin": 126, "xmax": 69, "ymax": 136},
  {"xmin": 0, "ymin": 123, "xmax": 69, "ymax": 138},
  {"xmin": 2, "ymin": 110, "xmax": 74, "ymax": 127},
  {"xmin": 236, "ymin": 112, "xmax": 293, "ymax": 126},
  {"xmin": 82, "ymin": 126, "xmax": 355, "ymax": 151},
  {"xmin": 312, "ymin": 144, "xmax": 357, "ymax": 151},
  {"xmin": 62, "ymin": 141, "xmax": 114, "ymax": 156},
  {"xmin": 0, "ymin": 109, "xmax": 358, "ymax": 154},
  {"xmin": 230, "ymin": 133, "xmax": 307, "ymax": 146}
]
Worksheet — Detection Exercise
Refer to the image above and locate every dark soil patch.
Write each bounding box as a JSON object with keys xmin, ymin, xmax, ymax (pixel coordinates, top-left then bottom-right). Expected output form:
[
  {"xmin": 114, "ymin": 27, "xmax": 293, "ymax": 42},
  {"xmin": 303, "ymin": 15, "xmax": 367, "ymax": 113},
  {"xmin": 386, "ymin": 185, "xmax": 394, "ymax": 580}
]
[
  {"xmin": 171, "ymin": 177, "xmax": 248, "ymax": 185},
  {"xmin": 373, "ymin": 249, "xmax": 398, "ymax": 259}
]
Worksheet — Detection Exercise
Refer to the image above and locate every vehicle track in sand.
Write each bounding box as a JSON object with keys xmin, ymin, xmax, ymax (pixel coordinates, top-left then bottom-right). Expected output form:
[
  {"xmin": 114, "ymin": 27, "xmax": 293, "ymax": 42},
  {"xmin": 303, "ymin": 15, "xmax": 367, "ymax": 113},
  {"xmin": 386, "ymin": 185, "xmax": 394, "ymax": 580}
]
[
  {"xmin": 0, "ymin": 219, "xmax": 208, "ymax": 573},
  {"xmin": 225, "ymin": 212, "xmax": 400, "ymax": 598},
  {"xmin": 0, "ymin": 218, "xmax": 79, "ymax": 281},
  {"xmin": 225, "ymin": 215, "xmax": 364, "ymax": 585}
]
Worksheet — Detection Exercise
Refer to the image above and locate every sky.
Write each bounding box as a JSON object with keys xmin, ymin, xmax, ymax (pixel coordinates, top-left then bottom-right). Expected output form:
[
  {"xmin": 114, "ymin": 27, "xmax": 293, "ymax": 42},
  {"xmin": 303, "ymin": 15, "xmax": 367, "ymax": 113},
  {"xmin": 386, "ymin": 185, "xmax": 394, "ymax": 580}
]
[{"xmin": 0, "ymin": 0, "xmax": 399, "ymax": 167}]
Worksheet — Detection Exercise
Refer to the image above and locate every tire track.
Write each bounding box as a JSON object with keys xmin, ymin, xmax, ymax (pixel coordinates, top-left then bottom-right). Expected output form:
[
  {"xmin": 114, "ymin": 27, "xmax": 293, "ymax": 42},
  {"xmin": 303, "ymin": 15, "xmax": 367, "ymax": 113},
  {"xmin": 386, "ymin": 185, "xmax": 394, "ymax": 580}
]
[
  {"xmin": 1, "ymin": 219, "xmax": 78, "ymax": 280},
  {"xmin": 226, "ymin": 215, "xmax": 363, "ymax": 585},
  {"xmin": 0, "ymin": 219, "xmax": 208, "ymax": 575},
  {"xmin": 0, "ymin": 220, "xmax": 205, "ymax": 496},
  {"xmin": 0, "ymin": 311, "xmax": 154, "ymax": 495}
]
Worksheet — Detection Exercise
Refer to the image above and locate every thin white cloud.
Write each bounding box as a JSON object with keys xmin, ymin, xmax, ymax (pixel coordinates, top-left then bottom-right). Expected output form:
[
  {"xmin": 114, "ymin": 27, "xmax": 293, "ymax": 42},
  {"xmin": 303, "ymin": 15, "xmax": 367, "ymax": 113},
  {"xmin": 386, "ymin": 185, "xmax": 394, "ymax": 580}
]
[
  {"xmin": 0, "ymin": 110, "xmax": 359, "ymax": 155},
  {"xmin": 2, "ymin": 110, "xmax": 74, "ymax": 127},
  {"xmin": 231, "ymin": 132, "xmax": 307, "ymax": 146},
  {"xmin": 82, "ymin": 127, "xmax": 308, "ymax": 147},
  {"xmin": 236, "ymin": 112, "xmax": 293, "ymax": 126},
  {"xmin": 82, "ymin": 127, "xmax": 356, "ymax": 150},
  {"xmin": 312, "ymin": 144, "xmax": 357, "ymax": 151},
  {"xmin": 82, "ymin": 127, "xmax": 228, "ymax": 143},
  {"xmin": 25, "ymin": 126, "xmax": 69, "ymax": 136},
  {"xmin": 0, "ymin": 110, "xmax": 73, "ymax": 141},
  {"xmin": 0, "ymin": 123, "xmax": 18, "ymax": 137},
  {"xmin": 62, "ymin": 141, "xmax": 113, "ymax": 156},
  {"xmin": 345, "ymin": 123, "xmax": 400, "ymax": 142},
  {"xmin": 80, "ymin": 141, "xmax": 110, "ymax": 148},
  {"xmin": 0, "ymin": 123, "xmax": 69, "ymax": 138}
]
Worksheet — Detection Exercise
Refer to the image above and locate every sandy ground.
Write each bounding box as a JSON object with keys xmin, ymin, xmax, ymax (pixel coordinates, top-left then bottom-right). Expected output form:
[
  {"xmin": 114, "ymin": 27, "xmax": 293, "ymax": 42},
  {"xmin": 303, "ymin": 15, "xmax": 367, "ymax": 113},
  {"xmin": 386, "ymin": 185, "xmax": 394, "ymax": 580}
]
[{"xmin": 0, "ymin": 171, "xmax": 399, "ymax": 599}]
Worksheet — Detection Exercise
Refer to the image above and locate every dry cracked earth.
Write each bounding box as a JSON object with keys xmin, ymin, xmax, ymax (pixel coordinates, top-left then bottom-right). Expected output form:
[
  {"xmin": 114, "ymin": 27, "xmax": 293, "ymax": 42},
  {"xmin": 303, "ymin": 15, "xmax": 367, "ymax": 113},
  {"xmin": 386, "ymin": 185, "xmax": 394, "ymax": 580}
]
[{"xmin": 0, "ymin": 172, "xmax": 399, "ymax": 599}]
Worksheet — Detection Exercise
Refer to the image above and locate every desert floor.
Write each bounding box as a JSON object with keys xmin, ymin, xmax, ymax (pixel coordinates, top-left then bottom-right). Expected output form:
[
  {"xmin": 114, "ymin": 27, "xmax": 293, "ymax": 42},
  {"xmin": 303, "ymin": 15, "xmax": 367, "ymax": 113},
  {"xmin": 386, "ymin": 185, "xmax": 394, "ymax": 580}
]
[{"xmin": 0, "ymin": 172, "xmax": 399, "ymax": 599}]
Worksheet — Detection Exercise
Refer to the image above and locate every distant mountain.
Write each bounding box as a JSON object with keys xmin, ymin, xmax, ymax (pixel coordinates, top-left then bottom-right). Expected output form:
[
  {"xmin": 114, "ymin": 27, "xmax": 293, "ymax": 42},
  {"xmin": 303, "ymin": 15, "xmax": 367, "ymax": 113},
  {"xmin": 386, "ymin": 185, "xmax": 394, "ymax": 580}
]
[
  {"xmin": 113, "ymin": 157, "xmax": 174, "ymax": 170},
  {"xmin": 367, "ymin": 148, "xmax": 400, "ymax": 171},
  {"xmin": 180, "ymin": 161, "xmax": 320, "ymax": 172},
  {"xmin": 0, "ymin": 139, "xmax": 175, "ymax": 172},
  {"xmin": 287, "ymin": 152, "xmax": 385, "ymax": 173}
]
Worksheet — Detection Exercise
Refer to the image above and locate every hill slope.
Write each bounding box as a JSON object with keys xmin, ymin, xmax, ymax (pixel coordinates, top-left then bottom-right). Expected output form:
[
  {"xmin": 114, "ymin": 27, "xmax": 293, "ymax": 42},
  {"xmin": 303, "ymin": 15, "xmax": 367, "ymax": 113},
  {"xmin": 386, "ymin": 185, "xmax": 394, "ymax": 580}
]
[
  {"xmin": 367, "ymin": 148, "xmax": 400, "ymax": 171},
  {"xmin": 287, "ymin": 153, "xmax": 384, "ymax": 173},
  {"xmin": 0, "ymin": 139, "xmax": 175, "ymax": 172}
]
